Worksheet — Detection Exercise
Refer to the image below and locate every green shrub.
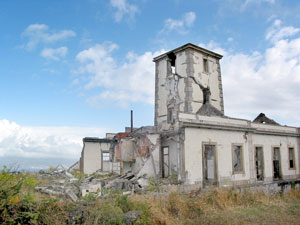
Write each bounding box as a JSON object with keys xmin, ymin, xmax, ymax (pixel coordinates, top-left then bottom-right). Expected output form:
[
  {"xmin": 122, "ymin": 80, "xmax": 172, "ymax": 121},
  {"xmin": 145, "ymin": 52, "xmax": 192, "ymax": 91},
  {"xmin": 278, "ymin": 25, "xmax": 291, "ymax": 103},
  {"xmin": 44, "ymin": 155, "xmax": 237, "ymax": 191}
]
[{"xmin": 0, "ymin": 166, "xmax": 39, "ymax": 224}]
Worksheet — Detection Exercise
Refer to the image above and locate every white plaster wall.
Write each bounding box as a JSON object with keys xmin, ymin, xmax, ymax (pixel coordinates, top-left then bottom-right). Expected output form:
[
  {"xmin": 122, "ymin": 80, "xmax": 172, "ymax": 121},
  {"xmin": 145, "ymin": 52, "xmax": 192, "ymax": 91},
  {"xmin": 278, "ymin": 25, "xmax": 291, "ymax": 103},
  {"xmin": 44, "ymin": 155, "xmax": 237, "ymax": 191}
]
[
  {"xmin": 184, "ymin": 127, "xmax": 250, "ymax": 185},
  {"xmin": 252, "ymin": 134, "xmax": 299, "ymax": 180},
  {"xmin": 83, "ymin": 142, "xmax": 102, "ymax": 175},
  {"xmin": 184, "ymin": 127, "xmax": 299, "ymax": 185}
]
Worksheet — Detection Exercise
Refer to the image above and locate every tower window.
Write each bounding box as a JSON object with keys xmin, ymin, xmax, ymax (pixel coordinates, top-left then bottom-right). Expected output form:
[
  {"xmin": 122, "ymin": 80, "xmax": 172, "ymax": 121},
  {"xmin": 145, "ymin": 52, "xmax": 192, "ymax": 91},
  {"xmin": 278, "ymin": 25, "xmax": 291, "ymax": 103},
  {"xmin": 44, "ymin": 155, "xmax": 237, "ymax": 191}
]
[
  {"xmin": 203, "ymin": 58, "xmax": 208, "ymax": 73},
  {"xmin": 167, "ymin": 108, "xmax": 174, "ymax": 124},
  {"xmin": 167, "ymin": 52, "xmax": 176, "ymax": 74}
]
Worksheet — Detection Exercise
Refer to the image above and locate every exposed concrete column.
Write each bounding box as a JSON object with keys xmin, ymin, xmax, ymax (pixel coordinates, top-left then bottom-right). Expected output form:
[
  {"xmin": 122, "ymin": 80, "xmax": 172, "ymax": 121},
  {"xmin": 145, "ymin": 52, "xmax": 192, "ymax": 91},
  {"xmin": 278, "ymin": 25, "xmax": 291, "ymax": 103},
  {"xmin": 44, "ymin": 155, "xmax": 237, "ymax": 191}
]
[
  {"xmin": 184, "ymin": 49, "xmax": 194, "ymax": 113},
  {"xmin": 216, "ymin": 60, "xmax": 225, "ymax": 114}
]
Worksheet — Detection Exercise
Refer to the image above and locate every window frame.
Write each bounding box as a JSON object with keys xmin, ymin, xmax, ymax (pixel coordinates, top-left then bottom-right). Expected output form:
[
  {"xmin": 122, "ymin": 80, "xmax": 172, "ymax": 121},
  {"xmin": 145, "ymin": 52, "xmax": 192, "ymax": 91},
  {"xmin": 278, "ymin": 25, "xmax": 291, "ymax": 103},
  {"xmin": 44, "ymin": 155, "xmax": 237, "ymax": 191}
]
[
  {"xmin": 231, "ymin": 144, "xmax": 245, "ymax": 174},
  {"xmin": 254, "ymin": 145, "xmax": 264, "ymax": 181},
  {"xmin": 203, "ymin": 57, "xmax": 209, "ymax": 73},
  {"xmin": 272, "ymin": 146, "xmax": 282, "ymax": 180},
  {"xmin": 102, "ymin": 152, "xmax": 110, "ymax": 162},
  {"xmin": 288, "ymin": 147, "xmax": 296, "ymax": 170}
]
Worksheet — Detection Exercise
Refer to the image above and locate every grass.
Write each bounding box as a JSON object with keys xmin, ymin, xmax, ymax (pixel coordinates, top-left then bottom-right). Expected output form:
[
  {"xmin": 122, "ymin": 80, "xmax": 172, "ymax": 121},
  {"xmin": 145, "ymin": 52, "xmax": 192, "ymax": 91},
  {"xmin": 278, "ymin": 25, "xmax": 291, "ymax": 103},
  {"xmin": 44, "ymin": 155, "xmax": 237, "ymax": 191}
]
[{"xmin": 1, "ymin": 167, "xmax": 300, "ymax": 224}]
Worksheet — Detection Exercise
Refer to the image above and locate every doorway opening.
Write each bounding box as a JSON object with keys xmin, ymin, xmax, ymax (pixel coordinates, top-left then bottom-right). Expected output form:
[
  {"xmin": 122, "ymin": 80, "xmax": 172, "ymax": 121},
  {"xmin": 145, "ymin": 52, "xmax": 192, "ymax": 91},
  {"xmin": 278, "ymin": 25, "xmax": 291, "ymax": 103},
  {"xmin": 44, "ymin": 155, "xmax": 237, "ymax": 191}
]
[{"xmin": 161, "ymin": 146, "xmax": 169, "ymax": 178}]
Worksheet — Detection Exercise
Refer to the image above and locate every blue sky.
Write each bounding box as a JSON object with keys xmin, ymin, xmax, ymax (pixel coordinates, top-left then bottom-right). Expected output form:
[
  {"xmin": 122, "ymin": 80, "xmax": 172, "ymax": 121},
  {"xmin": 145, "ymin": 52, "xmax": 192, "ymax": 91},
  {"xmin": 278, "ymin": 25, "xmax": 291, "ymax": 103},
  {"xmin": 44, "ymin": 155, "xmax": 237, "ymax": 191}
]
[{"xmin": 1, "ymin": 0, "xmax": 300, "ymax": 170}]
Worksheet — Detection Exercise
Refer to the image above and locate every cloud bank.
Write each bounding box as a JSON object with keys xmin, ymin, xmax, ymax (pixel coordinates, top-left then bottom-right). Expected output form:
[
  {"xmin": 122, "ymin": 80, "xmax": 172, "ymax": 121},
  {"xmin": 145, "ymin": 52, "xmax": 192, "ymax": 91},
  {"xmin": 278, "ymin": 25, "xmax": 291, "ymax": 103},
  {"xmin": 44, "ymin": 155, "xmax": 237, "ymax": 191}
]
[
  {"xmin": 205, "ymin": 20, "xmax": 300, "ymax": 125},
  {"xmin": 0, "ymin": 119, "xmax": 106, "ymax": 169},
  {"xmin": 75, "ymin": 43, "xmax": 165, "ymax": 107}
]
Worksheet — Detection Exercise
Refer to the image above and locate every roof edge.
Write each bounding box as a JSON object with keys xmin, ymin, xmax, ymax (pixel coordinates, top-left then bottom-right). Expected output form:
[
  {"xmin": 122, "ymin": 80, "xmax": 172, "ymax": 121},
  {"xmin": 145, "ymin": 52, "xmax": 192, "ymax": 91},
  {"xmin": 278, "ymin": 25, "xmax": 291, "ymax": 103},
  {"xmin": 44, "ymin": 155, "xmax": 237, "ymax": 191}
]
[{"xmin": 153, "ymin": 43, "xmax": 223, "ymax": 62}]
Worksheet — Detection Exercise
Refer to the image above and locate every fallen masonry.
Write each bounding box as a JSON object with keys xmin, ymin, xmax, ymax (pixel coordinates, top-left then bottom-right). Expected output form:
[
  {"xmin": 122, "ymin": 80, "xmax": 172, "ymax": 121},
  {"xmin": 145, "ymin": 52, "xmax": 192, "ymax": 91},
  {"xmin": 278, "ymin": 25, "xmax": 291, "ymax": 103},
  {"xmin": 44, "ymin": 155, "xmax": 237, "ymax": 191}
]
[{"xmin": 35, "ymin": 166, "xmax": 146, "ymax": 202}]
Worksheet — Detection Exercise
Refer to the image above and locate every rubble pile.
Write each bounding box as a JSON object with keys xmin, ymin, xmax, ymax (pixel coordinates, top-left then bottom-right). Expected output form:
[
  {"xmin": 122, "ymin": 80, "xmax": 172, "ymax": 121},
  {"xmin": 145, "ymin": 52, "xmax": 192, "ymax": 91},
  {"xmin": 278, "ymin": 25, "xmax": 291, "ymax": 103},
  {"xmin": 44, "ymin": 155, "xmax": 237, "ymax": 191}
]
[{"xmin": 35, "ymin": 166, "xmax": 146, "ymax": 202}]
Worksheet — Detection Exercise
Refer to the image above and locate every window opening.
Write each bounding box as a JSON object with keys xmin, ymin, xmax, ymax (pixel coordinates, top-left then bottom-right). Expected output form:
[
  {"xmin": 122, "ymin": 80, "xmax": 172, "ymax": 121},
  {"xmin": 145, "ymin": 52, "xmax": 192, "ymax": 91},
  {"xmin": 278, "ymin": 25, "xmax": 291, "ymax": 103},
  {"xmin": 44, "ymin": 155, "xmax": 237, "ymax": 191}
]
[
  {"xmin": 102, "ymin": 152, "xmax": 110, "ymax": 161},
  {"xmin": 167, "ymin": 107, "xmax": 173, "ymax": 124},
  {"xmin": 273, "ymin": 147, "xmax": 281, "ymax": 180},
  {"xmin": 233, "ymin": 145, "xmax": 243, "ymax": 173},
  {"xmin": 167, "ymin": 52, "xmax": 176, "ymax": 74},
  {"xmin": 203, "ymin": 144, "xmax": 216, "ymax": 185},
  {"xmin": 255, "ymin": 147, "xmax": 264, "ymax": 181},
  {"xmin": 289, "ymin": 148, "xmax": 295, "ymax": 169},
  {"xmin": 203, "ymin": 58, "xmax": 208, "ymax": 73},
  {"xmin": 161, "ymin": 147, "xmax": 169, "ymax": 178}
]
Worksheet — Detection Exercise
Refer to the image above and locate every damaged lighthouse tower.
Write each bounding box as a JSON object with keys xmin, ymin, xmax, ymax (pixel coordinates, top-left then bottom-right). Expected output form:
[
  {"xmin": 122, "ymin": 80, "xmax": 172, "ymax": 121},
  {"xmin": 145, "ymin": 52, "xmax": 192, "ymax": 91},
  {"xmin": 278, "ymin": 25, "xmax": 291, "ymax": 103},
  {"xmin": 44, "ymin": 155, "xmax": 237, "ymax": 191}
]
[{"xmin": 80, "ymin": 43, "xmax": 300, "ymax": 187}]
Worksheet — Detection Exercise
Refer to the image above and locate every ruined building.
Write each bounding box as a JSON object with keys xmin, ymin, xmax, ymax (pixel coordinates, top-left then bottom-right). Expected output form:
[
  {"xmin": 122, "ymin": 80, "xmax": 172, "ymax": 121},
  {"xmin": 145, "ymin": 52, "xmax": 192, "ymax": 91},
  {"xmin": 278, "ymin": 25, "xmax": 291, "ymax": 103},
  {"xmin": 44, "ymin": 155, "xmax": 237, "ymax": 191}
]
[{"xmin": 79, "ymin": 43, "xmax": 300, "ymax": 187}]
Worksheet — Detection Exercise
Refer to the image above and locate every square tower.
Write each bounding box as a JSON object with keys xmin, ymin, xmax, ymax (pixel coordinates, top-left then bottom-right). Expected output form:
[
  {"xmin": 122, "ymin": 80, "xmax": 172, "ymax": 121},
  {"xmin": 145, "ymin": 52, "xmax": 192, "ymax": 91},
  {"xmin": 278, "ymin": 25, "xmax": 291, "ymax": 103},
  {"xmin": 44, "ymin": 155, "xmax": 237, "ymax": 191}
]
[{"xmin": 153, "ymin": 43, "xmax": 224, "ymax": 127}]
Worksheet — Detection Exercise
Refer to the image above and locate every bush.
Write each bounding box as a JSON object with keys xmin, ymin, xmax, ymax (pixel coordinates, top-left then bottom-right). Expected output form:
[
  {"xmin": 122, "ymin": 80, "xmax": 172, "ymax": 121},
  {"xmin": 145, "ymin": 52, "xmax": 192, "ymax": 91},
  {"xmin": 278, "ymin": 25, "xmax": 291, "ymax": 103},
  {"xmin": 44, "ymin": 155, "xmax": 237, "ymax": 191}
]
[{"xmin": 0, "ymin": 166, "xmax": 39, "ymax": 224}]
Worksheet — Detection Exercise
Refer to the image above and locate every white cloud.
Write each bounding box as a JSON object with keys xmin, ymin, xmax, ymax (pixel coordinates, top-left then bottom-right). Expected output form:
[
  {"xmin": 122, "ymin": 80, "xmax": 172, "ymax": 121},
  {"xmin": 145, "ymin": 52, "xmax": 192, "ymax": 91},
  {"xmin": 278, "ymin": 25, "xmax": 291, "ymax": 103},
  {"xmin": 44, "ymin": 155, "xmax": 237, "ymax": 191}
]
[
  {"xmin": 22, "ymin": 24, "xmax": 76, "ymax": 50},
  {"xmin": 0, "ymin": 119, "xmax": 106, "ymax": 160},
  {"xmin": 202, "ymin": 21, "xmax": 300, "ymax": 126},
  {"xmin": 266, "ymin": 19, "xmax": 300, "ymax": 43},
  {"xmin": 110, "ymin": 0, "xmax": 139, "ymax": 22},
  {"xmin": 75, "ymin": 43, "xmax": 165, "ymax": 107},
  {"xmin": 40, "ymin": 47, "xmax": 68, "ymax": 60},
  {"xmin": 160, "ymin": 12, "xmax": 196, "ymax": 35}
]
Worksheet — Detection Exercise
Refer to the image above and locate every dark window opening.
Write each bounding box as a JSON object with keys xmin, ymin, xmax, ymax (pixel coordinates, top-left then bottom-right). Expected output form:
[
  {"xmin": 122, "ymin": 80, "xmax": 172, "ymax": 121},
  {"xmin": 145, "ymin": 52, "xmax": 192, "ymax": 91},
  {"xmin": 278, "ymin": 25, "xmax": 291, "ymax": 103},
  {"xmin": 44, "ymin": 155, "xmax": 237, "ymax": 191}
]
[
  {"xmin": 255, "ymin": 147, "xmax": 264, "ymax": 181},
  {"xmin": 289, "ymin": 148, "xmax": 295, "ymax": 169},
  {"xmin": 203, "ymin": 58, "xmax": 208, "ymax": 73},
  {"xmin": 167, "ymin": 52, "xmax": 176, "ymax": 74},
  {"xmin": 273, "ymin": 147, "xmax": 281, "ymax": 180},
  {"xmin": 161, "ymin": 147, "xmax": 169, "ymax": 178}
]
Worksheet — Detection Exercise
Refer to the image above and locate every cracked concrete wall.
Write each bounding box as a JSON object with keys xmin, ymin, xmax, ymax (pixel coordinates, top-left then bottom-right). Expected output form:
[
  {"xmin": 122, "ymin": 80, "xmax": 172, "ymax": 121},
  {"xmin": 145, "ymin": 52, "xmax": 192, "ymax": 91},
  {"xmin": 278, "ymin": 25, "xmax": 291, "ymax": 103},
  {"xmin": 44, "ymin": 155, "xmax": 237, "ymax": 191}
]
[
  {"xmin": 154, "ymin": 46, "xmax": 224, "ymax": 131},
  {"xmin": 191, "ymin": 51, "xmax": 223, "ymax": 113}
]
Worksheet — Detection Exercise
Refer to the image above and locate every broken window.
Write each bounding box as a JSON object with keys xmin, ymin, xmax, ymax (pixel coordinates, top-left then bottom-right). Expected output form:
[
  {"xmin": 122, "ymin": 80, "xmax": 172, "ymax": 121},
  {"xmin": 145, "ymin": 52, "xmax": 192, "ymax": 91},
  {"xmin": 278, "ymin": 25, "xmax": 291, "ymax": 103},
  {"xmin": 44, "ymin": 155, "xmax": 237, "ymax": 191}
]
[
  {"xmin": 273, "ymin": 147, "xmax": 281, "ymax": 180},
  {"xmin": 289, "ymin": 147, "xmax": 295, "ymax": 169},
  {"xmin": 232, "ymin": 145, "xmax": 243, "ymax": 173},
  {"xmin": 203, "ymin": 58, "xmax": 208, "ymax": 73},
  {"xmin": 203, "ymin": 144, "xmax": 216, "ymax": 185},
  {"xmin": 167, "ymin": 52, "xmax": 176, "ymax": 74},
  {"xmin": 102, "ymin": 152, "xmax": 110, "ymax": 161},
  {"xmin": 255, "ymin": 147, "xmax": 264, "ymax": 181}
]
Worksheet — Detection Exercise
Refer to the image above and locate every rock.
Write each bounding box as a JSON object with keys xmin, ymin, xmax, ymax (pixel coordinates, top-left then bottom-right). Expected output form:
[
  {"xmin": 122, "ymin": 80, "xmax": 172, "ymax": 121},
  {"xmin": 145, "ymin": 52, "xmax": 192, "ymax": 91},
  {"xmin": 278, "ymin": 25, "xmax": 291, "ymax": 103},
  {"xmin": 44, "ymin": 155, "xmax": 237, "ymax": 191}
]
[
  {"xmin": 80, "ymin": 183, "xmax": 102, "ymax": 197},
  {"xmin": 66, "ymin": 188, "xmax": 78, "ymax": 202}
]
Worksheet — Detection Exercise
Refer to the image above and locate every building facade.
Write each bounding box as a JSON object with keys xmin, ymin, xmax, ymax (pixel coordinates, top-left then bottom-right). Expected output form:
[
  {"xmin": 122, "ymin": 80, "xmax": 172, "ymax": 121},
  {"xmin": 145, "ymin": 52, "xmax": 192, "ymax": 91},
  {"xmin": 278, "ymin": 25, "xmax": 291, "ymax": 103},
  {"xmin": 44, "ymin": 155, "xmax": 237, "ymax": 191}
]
[{"xmin": 80, "ymin": 43, "xmax": 300, "ymax": 187}]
